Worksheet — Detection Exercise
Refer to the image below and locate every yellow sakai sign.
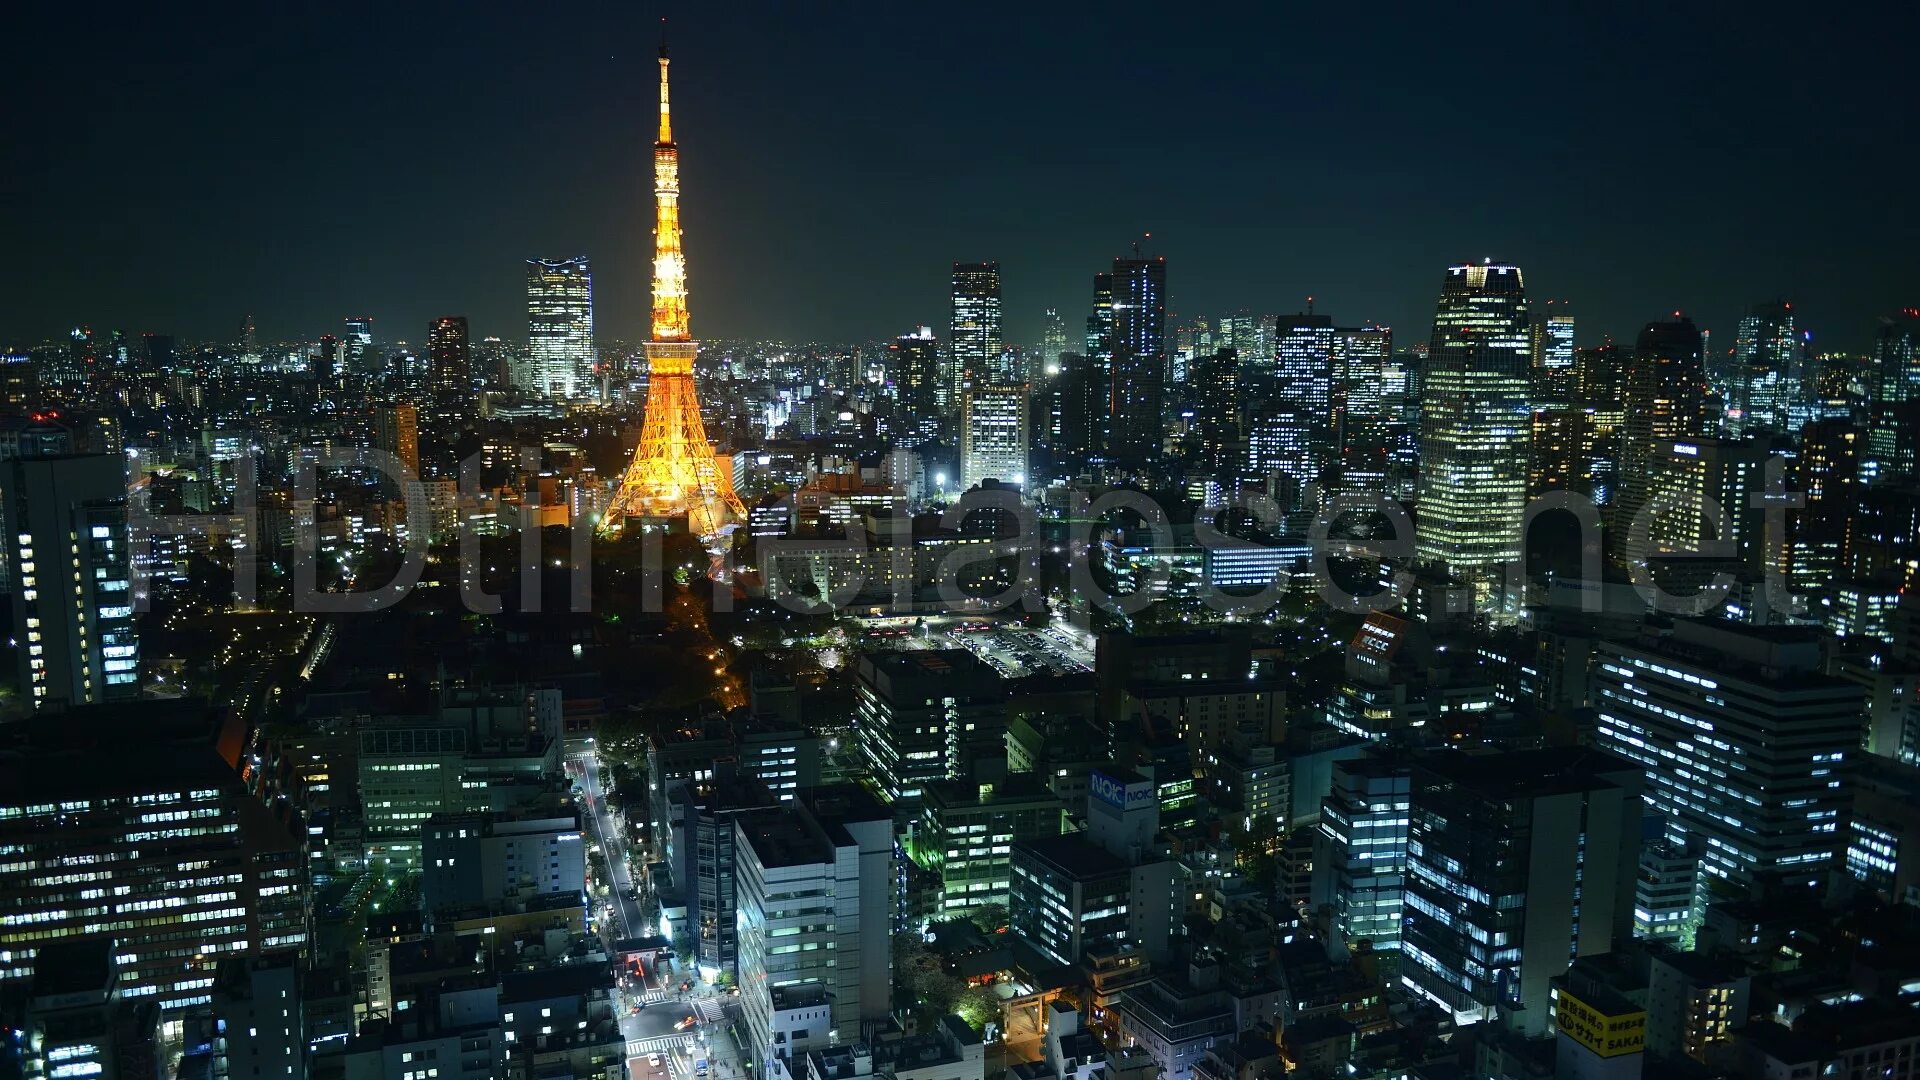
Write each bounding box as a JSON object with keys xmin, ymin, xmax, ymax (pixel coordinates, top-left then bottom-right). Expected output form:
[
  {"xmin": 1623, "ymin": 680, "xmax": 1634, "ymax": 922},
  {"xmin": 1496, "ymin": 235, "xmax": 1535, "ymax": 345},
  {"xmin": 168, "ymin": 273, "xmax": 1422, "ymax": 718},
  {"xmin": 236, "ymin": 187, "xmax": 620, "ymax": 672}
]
[{"xmin": 1555, "ymin": 990, "xmax": 1646, "ymax": 1058}]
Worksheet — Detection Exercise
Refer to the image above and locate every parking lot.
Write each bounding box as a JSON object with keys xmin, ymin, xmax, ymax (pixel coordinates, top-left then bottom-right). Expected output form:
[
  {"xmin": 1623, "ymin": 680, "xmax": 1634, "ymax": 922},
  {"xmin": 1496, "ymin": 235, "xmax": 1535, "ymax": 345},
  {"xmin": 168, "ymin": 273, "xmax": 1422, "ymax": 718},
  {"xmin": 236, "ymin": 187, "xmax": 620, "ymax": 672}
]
[{"xmin": 860, "ymin": 615, "xmax": 1095, "ymax": 677}]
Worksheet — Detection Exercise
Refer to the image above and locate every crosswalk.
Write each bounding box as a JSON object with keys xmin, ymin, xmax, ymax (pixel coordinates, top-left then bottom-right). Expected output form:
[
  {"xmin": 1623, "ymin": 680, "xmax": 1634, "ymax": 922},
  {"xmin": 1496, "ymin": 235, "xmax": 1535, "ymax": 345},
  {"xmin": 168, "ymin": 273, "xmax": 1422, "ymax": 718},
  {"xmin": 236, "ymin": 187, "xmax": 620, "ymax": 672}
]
[
  {"xmin": 691, "ymin": 998, "xmax": 726, "ymax": 1023},
  {"xmin": 632, "ymin": 988, "xmax": 671, "ymax": 1006},
  {"xmin": 626, "ymin": 1034, "xmax": 694, "ymax": 1057}
]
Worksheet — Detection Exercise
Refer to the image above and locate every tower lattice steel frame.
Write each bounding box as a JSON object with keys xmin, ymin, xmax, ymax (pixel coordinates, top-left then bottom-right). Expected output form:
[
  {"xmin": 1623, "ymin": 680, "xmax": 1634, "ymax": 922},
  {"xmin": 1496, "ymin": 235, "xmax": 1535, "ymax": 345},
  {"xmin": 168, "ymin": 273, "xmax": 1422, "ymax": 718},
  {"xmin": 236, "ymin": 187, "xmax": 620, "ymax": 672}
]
[{"xmin": 603, "ymin": 44, "xmax": 745, "ymax": 545}]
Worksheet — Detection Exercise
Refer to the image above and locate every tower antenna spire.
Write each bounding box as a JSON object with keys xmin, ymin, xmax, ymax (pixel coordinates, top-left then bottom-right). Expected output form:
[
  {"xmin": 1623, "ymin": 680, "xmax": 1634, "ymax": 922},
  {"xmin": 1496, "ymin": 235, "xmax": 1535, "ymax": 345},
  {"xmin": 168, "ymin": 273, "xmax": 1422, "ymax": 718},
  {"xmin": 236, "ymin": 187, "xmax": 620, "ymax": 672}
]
[{"xmin": 656, "ymin": 19, "xmax": 673, "ymax": 145}]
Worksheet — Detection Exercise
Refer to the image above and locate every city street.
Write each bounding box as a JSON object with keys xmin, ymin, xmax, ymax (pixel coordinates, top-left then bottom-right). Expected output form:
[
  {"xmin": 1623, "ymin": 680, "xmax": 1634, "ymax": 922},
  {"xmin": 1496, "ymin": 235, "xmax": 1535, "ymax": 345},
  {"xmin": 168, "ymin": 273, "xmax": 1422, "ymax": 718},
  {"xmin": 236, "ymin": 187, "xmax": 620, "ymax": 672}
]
[
  {"xmin": 574, "ymin": 747, "xmax": 742, "ymax": 1080},
  {"xmin": 576, "ymin": 748, "xmax": 647, "ymax": 940}
]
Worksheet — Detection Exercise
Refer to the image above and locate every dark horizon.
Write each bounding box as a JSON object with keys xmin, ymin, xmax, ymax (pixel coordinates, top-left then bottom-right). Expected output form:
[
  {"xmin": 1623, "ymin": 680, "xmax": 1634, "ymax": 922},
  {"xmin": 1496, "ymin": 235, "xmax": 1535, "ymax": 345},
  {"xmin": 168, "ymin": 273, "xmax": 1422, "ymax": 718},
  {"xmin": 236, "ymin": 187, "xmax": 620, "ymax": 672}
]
[{"xmin": 5, "ymin": 3, "xmax": 1915, "ymax": 353}]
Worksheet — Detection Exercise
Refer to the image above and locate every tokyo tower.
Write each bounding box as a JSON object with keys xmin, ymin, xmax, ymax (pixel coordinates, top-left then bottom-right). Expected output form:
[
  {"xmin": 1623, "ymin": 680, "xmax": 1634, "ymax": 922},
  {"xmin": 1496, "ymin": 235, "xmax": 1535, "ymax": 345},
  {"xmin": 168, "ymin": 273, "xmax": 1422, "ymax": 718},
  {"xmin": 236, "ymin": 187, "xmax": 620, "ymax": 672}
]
[{"xmin": 602, "ymin": 43, "xmax": 745, "ymax": 547}]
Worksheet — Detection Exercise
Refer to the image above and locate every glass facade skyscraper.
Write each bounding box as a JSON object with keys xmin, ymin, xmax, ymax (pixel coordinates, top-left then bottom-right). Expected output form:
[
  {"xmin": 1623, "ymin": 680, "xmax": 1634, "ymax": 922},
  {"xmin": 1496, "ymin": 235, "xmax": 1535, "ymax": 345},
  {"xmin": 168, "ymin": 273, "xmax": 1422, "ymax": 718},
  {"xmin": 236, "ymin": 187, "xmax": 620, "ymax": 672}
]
[
  {"xmin": 1529, "ymin": 303, "xmax": 1576, "ymax": 407},
  {"xmin": 949, "ymin": 261, "xmax": 1004, "ymax": 392},
  {"xmin": 426, "ymin": 314, "xmax": 470, "ymax": 397},
  {"xmin": 1400, "ymin": 747, "xmax": 1641, "ymax": 1036},
  {"xmin": 0, "ymin": 706, "xmax": 307, "ymax": 1009},
  {"xmin": 1867, "ymin": 308, "xmax": 1920, "ymax": 481},
  {"xmin": 1106, "ymin": 256, "xmax": 1166, "ymax": 465},
  {"xmin": 1313, "ymin": 753, "xmax": 1411, "ymax": 953},
  {"xmin": 2, "ymin": 447, "xmax": 137, "ymax": 708},
  {"xmin": 961, "ymin": 384, "xmax": 1029, "ymax": 490},
  {"xmin": 1731, "ymin": 299, "xmax": 1797, "ymax": 434},
  {"xmin": 1038, "ymin": 306, "xmax": 1069, "ymax": 379},
  {"xmin": 1615, "ymin": 315, "xmax": 1709, "ymax": 556},
  {"xmin": 888, "ymin": 327, "xmax": 941, "ymax": 445},
  {"xmin": 343, "ymin": 314, "xmax": 374, "ymax": 374},
  {"xmin": 1415, "ymin": 262, "xmax": 1532, "ymax": 601},
  {"xmin": 1594, "ymin": 620, "xmax": 1863, "ymax": 927},
  {"xmin": 525, "ymin": 256, "xmax": 594, "ymax": 399},
  {"xmin": 1265, "ymin": 312, "xmax": 1335, "ymax": 510}
]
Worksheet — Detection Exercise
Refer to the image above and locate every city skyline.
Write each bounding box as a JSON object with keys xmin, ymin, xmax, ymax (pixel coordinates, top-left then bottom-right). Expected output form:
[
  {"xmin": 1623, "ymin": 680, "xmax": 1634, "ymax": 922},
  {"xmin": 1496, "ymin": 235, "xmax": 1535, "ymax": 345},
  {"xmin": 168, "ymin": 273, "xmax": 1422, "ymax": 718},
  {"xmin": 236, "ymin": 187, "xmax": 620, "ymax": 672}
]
[{"xmin": 7, "ymin": 4, "xmax": 1915, "ymax": 351}]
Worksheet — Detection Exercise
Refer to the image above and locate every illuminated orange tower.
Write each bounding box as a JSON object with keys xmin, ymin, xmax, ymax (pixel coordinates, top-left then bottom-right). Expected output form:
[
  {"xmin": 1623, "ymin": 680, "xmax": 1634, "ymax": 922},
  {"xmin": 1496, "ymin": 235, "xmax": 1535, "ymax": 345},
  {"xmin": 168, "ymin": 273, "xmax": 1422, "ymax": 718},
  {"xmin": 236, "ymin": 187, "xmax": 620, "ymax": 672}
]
[{"xmin": 603, "ymin": 43, "xmax": 745, "ymax": 543}]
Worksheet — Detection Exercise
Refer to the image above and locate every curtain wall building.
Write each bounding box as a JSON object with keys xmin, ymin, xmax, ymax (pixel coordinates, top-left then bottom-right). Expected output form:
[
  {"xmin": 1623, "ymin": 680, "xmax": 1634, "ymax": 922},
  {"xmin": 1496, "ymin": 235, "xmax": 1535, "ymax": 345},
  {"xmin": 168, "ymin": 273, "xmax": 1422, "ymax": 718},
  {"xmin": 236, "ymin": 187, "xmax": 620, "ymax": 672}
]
[
  {"xmin": 525, "ymin": 257, "xmax": 594, "ymax": 399},
  {"xmin": 1415, "ymin": 262, "xmax": 1532, "ymax": 605}
]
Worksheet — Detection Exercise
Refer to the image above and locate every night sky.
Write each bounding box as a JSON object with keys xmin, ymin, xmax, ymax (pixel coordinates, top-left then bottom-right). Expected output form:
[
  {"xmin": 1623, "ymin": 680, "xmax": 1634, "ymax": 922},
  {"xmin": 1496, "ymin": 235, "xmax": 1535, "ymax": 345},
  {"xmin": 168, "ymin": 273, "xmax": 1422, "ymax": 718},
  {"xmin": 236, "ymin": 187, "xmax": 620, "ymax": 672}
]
[{"xmin": 6, "ymin": 3, "xmax": 1914, "ymax": 355}]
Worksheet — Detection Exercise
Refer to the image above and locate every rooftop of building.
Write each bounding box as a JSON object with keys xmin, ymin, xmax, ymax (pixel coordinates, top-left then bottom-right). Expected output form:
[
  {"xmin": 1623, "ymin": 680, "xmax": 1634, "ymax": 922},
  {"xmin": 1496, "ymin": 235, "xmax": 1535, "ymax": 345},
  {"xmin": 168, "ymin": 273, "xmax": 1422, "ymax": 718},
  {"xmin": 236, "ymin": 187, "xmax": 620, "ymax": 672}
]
[
  {"xmin": 808, "ymin": 1043, "xmax": 871, "ymax": 1080},
  {"xmin": 425, "ymin": 804, "xmax": 580, "ymax": 836},
  {"xmin": 1606, "ymin": 617, "xmax": 1846, "ymax": 687},
  {"xmin": 860, "ymin": 648, "xmax": 1001, "ymax": 685},
  {"xmin": 1645, "ymin": 941, "xmax": 1748, "ymax": 985},
  {"xmin": 30, "ymin": 940, "xmax": 115, "ymax": 1001},
  {"xmin": 501, "ymin": 961, "xmax": 614, "ymax": 1004},
  {"xmin": 0, "ymin": 700, "xmax": 248, "ymax": 804},
  {"xmin": 738, "ymin": 807, "xmax": 828, "ymax": 868},
  {"xmin": 1410, "ymin": 745, "xmax": 1637, "ymax": 800},
  {"xmin": 1282, "ymin": 1014, "xmax": 1355, "ymax": 1045},
  {"xmin": 1013, "ymin": 832, "xmax": 1128, "ymax": 881},
  {"xmin": 1554, "ymin": 969, "xmax": 1642, "ymax": 1018},
  {"xmin": 871, "ymin": 1017, "xmax": 980, "ymax": 1071},
  {"xmin": 922, "ymin": 773, "xmax": 1062, "ymax": 811},
  {"xmin": 1560, "ymin": 948, "xmax": 1651, "ymax": 1002},
  {"xmin": 348, "ymin": 1012, "xmax": 498, "ymax": 1050},
  {"xmin": 1739, "ymin": 998, "xmax": 1920, "ymax": 1059},
  {"xmin": 770, "ymin": 983, "xmax": 830, "ymax": 1011},
  {"xmin": 795, "ymin": 782, "xmax": 890, "ymax": 835}
]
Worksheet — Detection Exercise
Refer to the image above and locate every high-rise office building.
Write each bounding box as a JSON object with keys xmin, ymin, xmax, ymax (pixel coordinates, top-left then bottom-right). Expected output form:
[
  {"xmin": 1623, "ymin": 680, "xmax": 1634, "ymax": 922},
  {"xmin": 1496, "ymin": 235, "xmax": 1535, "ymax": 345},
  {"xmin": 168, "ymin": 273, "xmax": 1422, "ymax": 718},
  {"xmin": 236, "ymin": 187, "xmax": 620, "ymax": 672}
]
[
  {"xmin": 211, "ymin": 957, "xmax": 308, "ymax": 1080},
  {"xmin": 1642, "ymin": 434, "xmax": 1771, "ymax": 564},
  {"xmin": 1012, "ymin": 768, "xmax": 1184, "ymax": 968},
  {"xmin": 426, "ymin": 315, "xmax": 470, "ymax": 397},
  {"xmin": 1333, "ymin": 324, "xmax": 1393, "ymax": 459},
  {"xmin": 671, "ymin": 775, "xmax": 773, "ymax": 982},
  {"xmin": 1529, "ymin": 302, "xmax": 1576, "ymax": 407},
  {"xmin": 1399, "ymin": 746, "xmax": 1641, "ymax": 1036},
  {"xmin": 526, "ymin": 257, "xmax": 594, "ymax": 398},
  {"xmin": 0, "ymin": 705, "xmax": 308, "ymax": 1008},
  {"xmin": 950, "ymin": 262, "xmax": 1004, "ymax": 392},
  {"xmin": 419, "ymin": 808, "xmax": 586, "ymax": 925},
  {"xmin": 372, "ymin": 403, "xmax": 420, "ymax": 477},
  {"xmin": 1009, "ymin": 835, "xmax": 1134, "ymax": 966},
  {"xmin": 1731, "ymin": 300, "xmax": 1798, "ymax": 434},
  {"xmin": 1267, "ymin": 312, "xmax": 1335, "ymax": 510},
  {"xmin": 960, "ymin": 384, "xmax": 1029, "ymax": 490},
  {"xmin": 1787, "ymin": 417, "xmax": 1861, "ymax": 592},
  {"xmin": 1039, "ymin": 307, "xmax": 1070, "ymax": 378},
  {"xmin": 1217, "ymin": 311, "xmax": 1259, "ymax": 376},
  {"xmin": 1574, "ymin": 341, "xmax": 1630, "ymax": 505},
  {"xmin": 343, "ymin": 315, "xmax": 374, "ymax": 373},
  {"xmin": 1526, "ymin": 306, "xmax": 1579, "ymax": 498},
  {"xmin": 0, "ymin": 443, "xmax": 137, "ymax": 708},
  {"xmin": 142, "ymin": 332, "xmax": 176, "ymax": 368},
  {"xmin": 914, "ymin": 776, "xmax": 1065, "ymax": 919},
  {"xmin": 313, "ymin": 334, "xmax": 338, "ymax": 386},
  {"xmin": 1085, "ymin": 275, "xmax": 1115, "ymax": 454},
  {"xmin": 1193, "ymin": 347, "xmax": 1241, "ymax": 474},
  {"xmin": 1312, "ymin": 752, "xmax": 1412, "ymax": 953},
  {"xmin": 1107, "ymin": 256, "xmax": 1167, "ymax": 464},
  {"xmin": 1867, "ymin": 308, "xmax": 1920, "ymax": 482},
  {"xmin": 889, "ymin": 327, "xmax": 941, "ymax": 445},
  {"xmin": 1616, "ymin": 316, "xmax": 1709, "ymax": 558},
  {"xmin": 854, "ymin": 650, "xmax": 1006, "ymax": 804},
  {"xmin": 1050, "ymin": 352, "xmax": 1095, "ymax": 468},
  {"xmin": 1415, "ymin": 262, "xmax": 1532, "ymax": 600},
  {"xmin": 736, "ymin": 786, "xmax": 892, "ymax": 1074},
  {"xmin": 1594, "ymin": 620, "xmax": 1864, "ymax": 919}
]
